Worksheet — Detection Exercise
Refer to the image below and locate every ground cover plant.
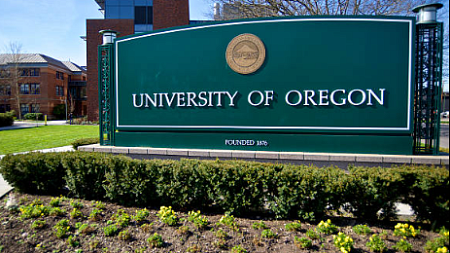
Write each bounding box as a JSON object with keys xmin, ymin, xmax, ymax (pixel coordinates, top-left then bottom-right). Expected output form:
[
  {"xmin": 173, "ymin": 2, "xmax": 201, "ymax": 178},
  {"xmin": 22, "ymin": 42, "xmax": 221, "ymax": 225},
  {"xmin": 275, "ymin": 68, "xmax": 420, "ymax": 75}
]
[
  {"xmin": 0, "ymin": 125, "xmax": 98, "ymax": 155},
  {"xmin": 0, "ymin": 192, "xmax": 448, "ymax": 253}
]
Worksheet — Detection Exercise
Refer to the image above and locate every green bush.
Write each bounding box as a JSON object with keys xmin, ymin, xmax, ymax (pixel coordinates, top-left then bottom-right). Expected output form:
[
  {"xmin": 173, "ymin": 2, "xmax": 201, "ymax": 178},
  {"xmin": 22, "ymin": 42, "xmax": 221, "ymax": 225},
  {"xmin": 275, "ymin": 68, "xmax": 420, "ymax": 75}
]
[
  {"xmin": 0, "ymin": 112, "xmax": 14, "ymax": 127},
  {"xmin": 344, "ymin": 166, "xmax": 404, "ymax": 220},
  {"xmin": 24, "ymin": 113, "xmax": 43, "ymax": 120},
  {"xmin": 52, "ymin": 104, "xmax": 66, "ymax": 119},
  {"xmin": 0, "ymin": 152, "xmax": 66, "ymax": 194},
  {"xmin": 71, "ymin": 137, "xmax": 100, "ymax": 150},
  {"xmin": 0, "ymin": 151, "xmax": 448, "ymax": 226},
  {"xmin": 62, "ymin": 152, "xmax": 111, "ymax": 200}
]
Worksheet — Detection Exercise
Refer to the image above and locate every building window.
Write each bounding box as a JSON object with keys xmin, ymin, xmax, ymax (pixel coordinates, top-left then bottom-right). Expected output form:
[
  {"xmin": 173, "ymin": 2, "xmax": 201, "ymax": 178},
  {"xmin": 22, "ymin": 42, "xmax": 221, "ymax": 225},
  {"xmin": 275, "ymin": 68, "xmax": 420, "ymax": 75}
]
[
  {"xmin": 135, "ymin": 6, "xmax": 153, "ymax": 24},
  {"xmin": 20, "ymin": 84, "xmax": 30, "ymax": 94},
  {"xmin": 56, "ymin": 71, "xmax": 64, "ymax": 80},
  {"xmin": 20, "ymin": 104, "xmax": 29, "ymax": 115},
  {"xmin": 21, "ymin": 68, "xmax": 40, "ymax": 77},
  {"xmin": 0, "ymin": 86, "xmax": 4, "ymax": 96},
  {"xmin": 30, "ymin": 83, "xmax": 40, "ymax": 94},
  {"xmin": 31, "ymin": 103, "xmax": 40, "ymax": 113},
  {"xmin": 56, "ymin": 86, "xmax": 64, "ymax": 96},
  {"xmin": 0, "ymin": 69, "xmax": 10, "ymax": 78},
  {"xmin": 5, "ymin": 85, "xmax": 11, "ymax": 95},
  {"xmin": 0, "ymin": 104, "xmax": 11, "ymax": 113}
]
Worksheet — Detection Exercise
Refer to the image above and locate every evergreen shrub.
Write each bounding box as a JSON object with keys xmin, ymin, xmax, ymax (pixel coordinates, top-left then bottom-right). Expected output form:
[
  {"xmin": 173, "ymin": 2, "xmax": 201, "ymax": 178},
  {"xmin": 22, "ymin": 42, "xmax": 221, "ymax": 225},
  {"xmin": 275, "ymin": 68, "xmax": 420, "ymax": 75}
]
[{"xmin": 0, "ymin": 151, "xmax": 448, "ymax": 225}]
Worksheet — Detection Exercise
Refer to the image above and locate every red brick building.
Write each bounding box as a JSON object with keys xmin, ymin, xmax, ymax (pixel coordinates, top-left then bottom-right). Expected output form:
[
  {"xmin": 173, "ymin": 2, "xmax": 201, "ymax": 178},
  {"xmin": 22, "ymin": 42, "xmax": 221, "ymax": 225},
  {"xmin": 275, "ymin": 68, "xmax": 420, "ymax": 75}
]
[
  {"xmin": 0, "ymin": 54, "xmax": 87, "ymax": 119},
  {"xmin": 86, "ymin": 0, "xmax": 190, "ymax": 121}
]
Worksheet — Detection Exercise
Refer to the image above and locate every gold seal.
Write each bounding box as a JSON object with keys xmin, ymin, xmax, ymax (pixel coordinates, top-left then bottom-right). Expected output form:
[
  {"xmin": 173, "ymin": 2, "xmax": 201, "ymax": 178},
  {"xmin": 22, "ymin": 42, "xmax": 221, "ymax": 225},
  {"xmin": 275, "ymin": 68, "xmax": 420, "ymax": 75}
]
[{"xmin": 226, "ymin": 34, "xmax": 266, "ymax": 74}]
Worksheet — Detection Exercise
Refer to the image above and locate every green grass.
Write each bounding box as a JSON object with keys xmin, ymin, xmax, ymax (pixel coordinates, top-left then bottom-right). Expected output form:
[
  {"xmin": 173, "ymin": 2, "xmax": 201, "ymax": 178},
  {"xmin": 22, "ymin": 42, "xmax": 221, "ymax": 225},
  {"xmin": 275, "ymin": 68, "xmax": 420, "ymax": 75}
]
[{"xmin": 0, "ymin": 125, "xmax": 99, "ymax": 155}]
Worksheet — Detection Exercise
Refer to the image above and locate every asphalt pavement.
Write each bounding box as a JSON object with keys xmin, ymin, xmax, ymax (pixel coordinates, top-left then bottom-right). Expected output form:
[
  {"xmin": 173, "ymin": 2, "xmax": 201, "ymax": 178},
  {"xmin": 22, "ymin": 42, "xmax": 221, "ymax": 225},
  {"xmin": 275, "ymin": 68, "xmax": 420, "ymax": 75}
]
[
  {"xmin": 0, "ymin": 120, "xmax": 68, "ymax": 131},
  {"xmin": 440, "ymin": 123, "xmax": 449, "ymax": 149}
]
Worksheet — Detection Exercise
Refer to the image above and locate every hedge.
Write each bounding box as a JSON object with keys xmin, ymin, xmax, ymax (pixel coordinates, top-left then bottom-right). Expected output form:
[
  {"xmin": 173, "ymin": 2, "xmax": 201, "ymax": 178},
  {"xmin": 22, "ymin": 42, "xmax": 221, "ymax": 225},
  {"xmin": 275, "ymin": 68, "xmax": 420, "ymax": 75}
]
[
  {"xmin": 24, "ymin": 113, "xmax": 43, "ymax": 120},
  {"xmin": 0, "ymin": 112, "xmax": 14, "ymax": 127},
  {"xmin": 0, "ymin": 152, "xmax": 448, "ymax": 226},
  {"xmin": 71, "ymin": 137, "xmax": 100, "ymax": 150}
]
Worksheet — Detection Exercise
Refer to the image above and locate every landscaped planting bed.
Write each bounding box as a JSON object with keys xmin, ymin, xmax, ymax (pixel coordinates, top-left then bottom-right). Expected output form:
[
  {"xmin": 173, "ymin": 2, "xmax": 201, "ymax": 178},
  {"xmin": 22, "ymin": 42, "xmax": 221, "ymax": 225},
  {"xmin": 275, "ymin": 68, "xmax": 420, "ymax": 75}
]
[{"xmin": 0, "ymin": 192, "xmax": 448, "ymax": 253}]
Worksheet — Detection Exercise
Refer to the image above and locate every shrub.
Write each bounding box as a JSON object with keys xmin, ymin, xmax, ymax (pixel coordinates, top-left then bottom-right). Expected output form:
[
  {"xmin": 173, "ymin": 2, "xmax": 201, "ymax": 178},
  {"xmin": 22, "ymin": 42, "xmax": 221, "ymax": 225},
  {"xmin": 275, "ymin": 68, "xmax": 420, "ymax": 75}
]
[
  {"xmin": 216, "ymin": 213, "xmax": 239, "ymax": 231},
  {"xmin": 31, "ymin": 220, "xmax": 46, "ymax": 229},
  {"xmin": 333, "ymin": 232, "xmax": 353, "ymax": 253},
  {"xmin": 393, "ymin": 239, "xmax": 413, "ymax": 252},
  {"xmin": 345, "ymin": 166, "xmax": 403, "ymax": 220},
  {"xmin": 366, "ymin": 234, "xmax": 387, "ymax": 252},
  {"xmin": 103, "ymin": 224, "xmax": 119, "ymax": 237},
  {"xmin": 53, "ymin": 219, "xmax": 70, "ymax": 238},
  {"xmin": 52, "ymin": 104, "xmax": 65, "ymax": 119},
  {"xmin": 71, "ymin": 137, "xmax": 100, "ymax": 150},
  {"xmin": 23, "ymin": 113, "xmax": 43, "ymax": 120},
  {"xmin": 1, "ymin": 152, "xmax": 448, "ymax": 226},
  {"xmin": 252, "ymin": 221, "xmax": 268, "ymax": 230},
  {"xmin": 353, "ymin": 224, "xmax": 372, "ymax": 235},
  {"xmin": 132, "ymin": 208, "xmax": 150, "ymax": 224},
  {"xmin": 393, "ymin": 223, "xmax": 420, "ymax": 238},
  {"xmin": 231, "ymin": 245, "xmax": 247, "ymax": 253},
  {"xmin": 0, "ymin": 152, "xmax": 66, "ymax": 195},
  {"xmin": 156, "ymin": 206, "xmax": 178, "ymax": 226},
  {"xmin": 317, "ymin": 219, "xmax": 338, "ymax": 234},
  {"xmin": 0, "ymin": 112, "xmax": 14, "ymax": 127},
  {"xmin": 285, "ymin": 221, "xmax": 302, "ymax": 231},
  {"xmin": 294, "ymin": 236, "xmax": 313, "ymax": 249},
  {"xmin": 147, "ymin": 233, "xmax": 164, "ymax": 248},
  {"xmin": 118, "ymin": 229, "xmax": 132, "ymax": 241},
  {"xmin": 261, "ymin": 229, "xmax": 278, "ymax": 239},
  {"xmin": 188, "ymin": 210, "xmax": 209, "ymax": 229}
]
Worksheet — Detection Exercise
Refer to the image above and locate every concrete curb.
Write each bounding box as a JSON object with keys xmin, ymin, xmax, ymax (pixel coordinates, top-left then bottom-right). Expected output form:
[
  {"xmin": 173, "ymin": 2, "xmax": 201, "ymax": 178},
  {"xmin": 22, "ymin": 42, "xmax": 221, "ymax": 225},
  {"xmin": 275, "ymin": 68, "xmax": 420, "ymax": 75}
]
[{"xmin": 79, "ymin": 144, "xmax": 449, "ymax": 169}]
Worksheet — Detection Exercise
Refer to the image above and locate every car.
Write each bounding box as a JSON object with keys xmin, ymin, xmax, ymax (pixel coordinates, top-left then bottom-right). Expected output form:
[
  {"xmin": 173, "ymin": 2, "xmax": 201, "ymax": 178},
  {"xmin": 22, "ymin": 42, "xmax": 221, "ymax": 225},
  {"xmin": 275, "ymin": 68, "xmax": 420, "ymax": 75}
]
[{"xmin": 441, "ymin": 111, "xmax": 449, "ymax": 118}]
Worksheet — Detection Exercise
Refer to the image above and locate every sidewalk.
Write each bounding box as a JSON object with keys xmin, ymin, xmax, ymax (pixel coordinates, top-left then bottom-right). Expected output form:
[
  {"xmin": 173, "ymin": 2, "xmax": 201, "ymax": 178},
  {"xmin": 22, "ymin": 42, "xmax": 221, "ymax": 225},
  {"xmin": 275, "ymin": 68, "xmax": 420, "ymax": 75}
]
[
  {"xmin": 0, "ymin": 145, "xmax": 74, "ymax": 197},
  {"xmin": 0, "ymin": 120, "xmax": 68, "ymax": 131}
]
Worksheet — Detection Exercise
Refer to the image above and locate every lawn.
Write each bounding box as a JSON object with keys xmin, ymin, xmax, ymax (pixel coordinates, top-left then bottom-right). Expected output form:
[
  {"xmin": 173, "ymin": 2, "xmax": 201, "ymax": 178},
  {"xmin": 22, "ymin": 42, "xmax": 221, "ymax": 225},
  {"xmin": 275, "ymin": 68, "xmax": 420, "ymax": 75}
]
[{"xmin": 0, "ymin": 125, "xmax": 98, "ymax": 155}]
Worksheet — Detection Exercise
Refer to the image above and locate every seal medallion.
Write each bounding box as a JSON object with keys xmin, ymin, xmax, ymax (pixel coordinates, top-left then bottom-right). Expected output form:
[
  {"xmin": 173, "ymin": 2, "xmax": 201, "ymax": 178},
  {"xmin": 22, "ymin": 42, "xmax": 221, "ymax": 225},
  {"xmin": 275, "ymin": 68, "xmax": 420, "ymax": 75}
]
[{"xmin": 226, "ymin": 33, "xmax": 266, "ymax": 74}]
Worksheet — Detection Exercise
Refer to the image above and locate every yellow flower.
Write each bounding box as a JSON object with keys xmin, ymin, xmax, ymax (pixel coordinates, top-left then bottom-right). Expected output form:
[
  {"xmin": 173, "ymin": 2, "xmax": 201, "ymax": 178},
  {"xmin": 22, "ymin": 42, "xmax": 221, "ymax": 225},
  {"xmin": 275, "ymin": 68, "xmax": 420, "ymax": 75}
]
[{"xmin": 436, "ymin": 246, "xmax": 448, "ymax": 253}]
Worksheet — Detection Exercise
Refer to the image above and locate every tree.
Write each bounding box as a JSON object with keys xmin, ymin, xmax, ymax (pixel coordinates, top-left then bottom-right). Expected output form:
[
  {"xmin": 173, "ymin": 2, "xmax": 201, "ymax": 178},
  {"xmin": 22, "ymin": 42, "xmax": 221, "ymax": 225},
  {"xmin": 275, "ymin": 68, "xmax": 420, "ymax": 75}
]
[
  {"xmin": 212, "ymin": 0, "xmax": 427, "ymax": 20},
  {"xmin": 0, "ymin": 42, "xmax": 25, "ymax": 119}
]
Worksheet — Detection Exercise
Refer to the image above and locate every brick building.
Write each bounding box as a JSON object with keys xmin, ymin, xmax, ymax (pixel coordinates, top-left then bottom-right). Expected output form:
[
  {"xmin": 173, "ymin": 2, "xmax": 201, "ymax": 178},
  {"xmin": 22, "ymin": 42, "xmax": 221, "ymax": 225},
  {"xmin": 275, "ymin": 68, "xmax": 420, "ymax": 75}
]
[
  {"xmin": 0, "ymin": 54, "xmax": 87, "ymax": 119},
  {"xmin": 86, "ymin": 0, "xmax": 190, "ymax": 121}
]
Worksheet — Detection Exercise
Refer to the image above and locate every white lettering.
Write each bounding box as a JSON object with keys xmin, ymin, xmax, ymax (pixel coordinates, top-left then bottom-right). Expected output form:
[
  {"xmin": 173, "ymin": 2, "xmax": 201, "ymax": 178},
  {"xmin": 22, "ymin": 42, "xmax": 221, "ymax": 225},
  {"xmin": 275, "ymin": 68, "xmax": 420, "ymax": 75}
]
[
  {"xmin": 367, "ymin": 88, "xmax": 385, "ymax": 105},
  {"xmin": 265, "ymin": 90, "xmax": 274, "ymax": 106},
  {"xmin": 304, "ymin": 90, "xmax": 317, "ymax": 106},
  {"xmin": 330, "ymin": 89, "xmax": 346, "ymax": 106},
  {"xmin": 248, "ymin": 90, "xmax": 264, "ymax": 106},
  {"xmin": 285, "ymin": 90, "xmax": 302, "ymax": 106},
  {"xmin": 319, "ymin": 90, "xmax": 329, "ymax": 106},
  {"xmin": 348, "ymin": 89, "xmax": 366, "ymax": 106},
  {"xmin": 132, "ymin": 93, "xmax": 144, "ymax": 107}
]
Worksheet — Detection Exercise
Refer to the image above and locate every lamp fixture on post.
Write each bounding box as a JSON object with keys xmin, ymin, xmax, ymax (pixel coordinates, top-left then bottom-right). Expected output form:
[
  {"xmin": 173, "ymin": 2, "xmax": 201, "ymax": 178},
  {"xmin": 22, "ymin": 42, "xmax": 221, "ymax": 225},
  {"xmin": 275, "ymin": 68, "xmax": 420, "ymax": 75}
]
[
  {"xmin": 99, "ymin": 30, "xmax": 118, "ymax": 45},
  {"xmin": 412, "ymin": 3, "xmax": 443, "ymax": 24}
]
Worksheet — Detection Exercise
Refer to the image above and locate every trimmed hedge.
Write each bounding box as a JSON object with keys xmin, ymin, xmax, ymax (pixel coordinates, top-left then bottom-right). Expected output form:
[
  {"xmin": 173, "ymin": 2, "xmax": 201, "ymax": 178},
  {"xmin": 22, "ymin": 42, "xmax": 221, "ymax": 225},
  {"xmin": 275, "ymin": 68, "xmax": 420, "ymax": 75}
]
[
  {"xmin": 0, "ymin": 152, "xmax": 448, "ymax": 225},
  {"xmin": 24, "ymin": 113, "xmax": 43, "ymax": 120},
  {"xmin": 0, "ymin": 112, "xmax": 14, "ymax": 127},
  {"xmin": 71, "ymin": 137, "xmax": 100, "ymax": 150}
]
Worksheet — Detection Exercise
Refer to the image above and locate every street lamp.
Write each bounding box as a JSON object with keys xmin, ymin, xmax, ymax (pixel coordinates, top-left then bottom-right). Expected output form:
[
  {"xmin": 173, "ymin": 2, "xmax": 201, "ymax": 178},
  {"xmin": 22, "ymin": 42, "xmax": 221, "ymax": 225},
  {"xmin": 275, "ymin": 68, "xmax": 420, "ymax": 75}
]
[
  {"xmin": 412, "ymin": 3, "xmax": 443, "ymax": 24},
  {"xmin": 99, "ymin": 30, "xmax": 118, "ymax": 45}
]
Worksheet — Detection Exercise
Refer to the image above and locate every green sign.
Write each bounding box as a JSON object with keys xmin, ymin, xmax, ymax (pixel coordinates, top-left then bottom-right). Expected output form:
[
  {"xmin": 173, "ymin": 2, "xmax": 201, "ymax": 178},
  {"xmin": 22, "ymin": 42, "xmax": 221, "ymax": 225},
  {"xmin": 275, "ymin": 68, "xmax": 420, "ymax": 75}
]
[{"xmin": 110, "ymin": 16, "xmax": 415, "ymax": 154}]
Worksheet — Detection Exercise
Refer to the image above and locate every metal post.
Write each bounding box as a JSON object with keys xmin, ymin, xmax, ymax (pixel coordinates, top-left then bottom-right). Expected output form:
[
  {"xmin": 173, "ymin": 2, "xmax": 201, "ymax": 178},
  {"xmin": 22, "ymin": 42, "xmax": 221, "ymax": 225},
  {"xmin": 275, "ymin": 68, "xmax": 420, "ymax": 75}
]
[
  {"xmin": 412, "ymin": 3, "xmax": 444, "ymax": 155},
  {"xmin": 98, "ymin": 30, "xmax": 117, "ymax": 146}
]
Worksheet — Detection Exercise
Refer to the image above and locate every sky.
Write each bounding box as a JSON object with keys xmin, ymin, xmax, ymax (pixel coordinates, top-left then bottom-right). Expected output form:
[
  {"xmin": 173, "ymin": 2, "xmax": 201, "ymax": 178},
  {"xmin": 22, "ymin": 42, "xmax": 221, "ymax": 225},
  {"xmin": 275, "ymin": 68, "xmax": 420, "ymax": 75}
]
[
  {"xmin": 0, "ymin": 0, "xmax": 448, "ymax": 92},
  {"xmin": 0, "ymin": 0, "xmax": 212, "ymax": 66}
]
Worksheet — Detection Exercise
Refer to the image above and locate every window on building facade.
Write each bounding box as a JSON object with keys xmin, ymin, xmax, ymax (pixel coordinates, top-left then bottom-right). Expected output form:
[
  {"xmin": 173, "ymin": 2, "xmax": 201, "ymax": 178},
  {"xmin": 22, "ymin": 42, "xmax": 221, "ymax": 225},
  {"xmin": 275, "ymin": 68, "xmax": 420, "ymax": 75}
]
[
  {"xmin": 5, "ymin": 85, "xmax": 11, "ymax": 95},
  {"xmin": 31, "ymin": 103, "xmax": 40, "ymax": 113},
  {"xmin": 56, "ymin": 71, "xmax": 64, "ymax": 80},
  {"xmin": 30, "ymin": 83, "xmax": 40, "ymax": 94},
  {"xmin": 135, "ymin": 6, "xmax": 153, "ymax": 24},
  {"xmin": 20, "ymin": 84, "xmax": 30, "ymax": 94},
  {"xmin": 21, "ymin": 68, "xmax": 40, "ymax": 77},
  {"xmin": 0, "ymin": 104, "xmax": 11, "ymax": 113},
  {"xmin": 20, "ymin": 104, "xmax": 29, "ymax": 115},
  {"xmin": 56, "ymin": 86, "xmax": 64, "ymax": 96}
]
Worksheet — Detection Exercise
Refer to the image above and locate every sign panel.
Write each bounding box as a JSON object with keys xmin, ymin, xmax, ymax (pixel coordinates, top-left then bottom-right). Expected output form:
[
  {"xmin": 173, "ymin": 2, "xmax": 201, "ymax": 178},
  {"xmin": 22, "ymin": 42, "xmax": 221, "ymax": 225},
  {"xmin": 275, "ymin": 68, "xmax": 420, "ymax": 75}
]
[{"xmin": 111, "ymin": 16, "xmax": 415, "ymax": 154}]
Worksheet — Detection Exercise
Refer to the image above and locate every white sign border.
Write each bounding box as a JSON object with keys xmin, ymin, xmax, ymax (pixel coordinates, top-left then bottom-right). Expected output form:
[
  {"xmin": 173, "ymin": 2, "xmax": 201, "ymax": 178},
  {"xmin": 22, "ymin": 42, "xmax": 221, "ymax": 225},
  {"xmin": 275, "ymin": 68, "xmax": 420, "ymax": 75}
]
[{"xmin": 115, "ymin": 17, "xmax": 413, "ymax": 131}]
